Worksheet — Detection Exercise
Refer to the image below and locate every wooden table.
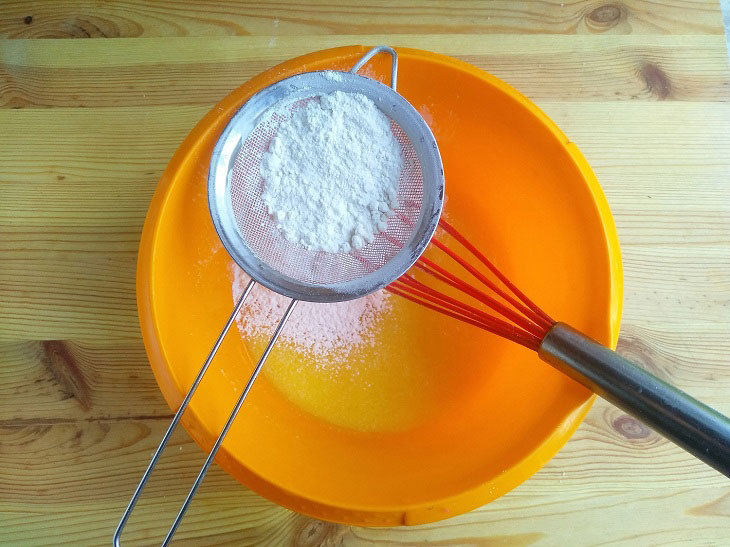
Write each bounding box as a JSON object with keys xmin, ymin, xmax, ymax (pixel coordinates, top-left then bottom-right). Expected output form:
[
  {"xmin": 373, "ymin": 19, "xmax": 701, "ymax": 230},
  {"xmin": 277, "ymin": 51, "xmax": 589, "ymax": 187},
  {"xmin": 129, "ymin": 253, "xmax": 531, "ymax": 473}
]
[{"xmin": 2, "ymin": 2, "xmax": 729, "ymax": 545}]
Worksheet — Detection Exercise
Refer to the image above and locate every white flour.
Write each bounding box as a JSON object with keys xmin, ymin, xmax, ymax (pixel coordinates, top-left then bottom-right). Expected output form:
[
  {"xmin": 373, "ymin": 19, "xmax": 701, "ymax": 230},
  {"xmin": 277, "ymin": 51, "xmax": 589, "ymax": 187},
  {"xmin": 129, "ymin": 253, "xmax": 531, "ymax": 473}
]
[
  {"xmin": 260, "ymin": 90, "xmax": 402, "ymax": 253},
  {"xmin": 232, "ymin": 267, "xmax": 391, "ymax": 366}
]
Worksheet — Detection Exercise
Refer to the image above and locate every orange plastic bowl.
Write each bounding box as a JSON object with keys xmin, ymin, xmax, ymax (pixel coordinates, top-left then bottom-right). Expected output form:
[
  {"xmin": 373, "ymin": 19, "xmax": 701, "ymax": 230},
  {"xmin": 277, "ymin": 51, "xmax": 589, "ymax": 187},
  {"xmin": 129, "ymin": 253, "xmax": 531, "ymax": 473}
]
[{"xmin": 137, "ymin": 46, "xmax": 622, "ymax": 526}]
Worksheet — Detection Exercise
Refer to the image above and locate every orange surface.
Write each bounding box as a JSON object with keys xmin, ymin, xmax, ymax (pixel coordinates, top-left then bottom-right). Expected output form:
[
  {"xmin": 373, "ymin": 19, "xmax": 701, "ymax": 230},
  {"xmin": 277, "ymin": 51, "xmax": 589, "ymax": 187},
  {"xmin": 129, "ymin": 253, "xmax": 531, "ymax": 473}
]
[{"xmin": 137, "ymin": 46, "xmax": 623, "ymax": 526}]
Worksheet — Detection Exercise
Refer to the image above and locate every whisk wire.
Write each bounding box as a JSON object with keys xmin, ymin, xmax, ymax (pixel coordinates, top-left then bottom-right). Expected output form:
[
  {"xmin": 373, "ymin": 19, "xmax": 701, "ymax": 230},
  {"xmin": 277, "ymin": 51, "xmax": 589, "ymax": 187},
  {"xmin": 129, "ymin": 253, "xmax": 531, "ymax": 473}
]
[
  {"xmin": 438, "ymin": 218, "xmax": 554, "ymax": 326},
  {"xmin": 386, "ymin": 283, "xmax": 540, "ymax": 349},
  {"xmin": 395, "ymin": 274, "xmax": 541, "ymax": 345},
  {"xmin": 415, "ymin": 256, "xmax": 546, "ymax": 337},
  {"xmin": 429, "ymin": 238, "xmax": 552, "ymax": 331},
  {"xmin": 386, "ymin": 219, "xmax": 556, "ymax": 349}
]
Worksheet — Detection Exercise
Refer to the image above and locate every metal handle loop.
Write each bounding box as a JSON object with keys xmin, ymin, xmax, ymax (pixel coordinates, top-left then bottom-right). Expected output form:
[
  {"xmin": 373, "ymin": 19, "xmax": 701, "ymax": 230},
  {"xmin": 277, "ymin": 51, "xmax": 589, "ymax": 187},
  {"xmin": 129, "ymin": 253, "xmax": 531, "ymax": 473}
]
[{"xmin": 349, "ymin": 45, "xmax": 399, "ymax": 92}]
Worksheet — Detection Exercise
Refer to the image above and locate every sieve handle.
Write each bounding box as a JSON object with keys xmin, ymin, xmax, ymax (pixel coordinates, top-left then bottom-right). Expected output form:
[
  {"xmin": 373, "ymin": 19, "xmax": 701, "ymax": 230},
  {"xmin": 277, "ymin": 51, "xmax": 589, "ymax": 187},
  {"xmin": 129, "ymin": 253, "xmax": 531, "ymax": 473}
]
[
  {"xmin": 349, "ymin": 45, "xmax": 399, "ymax": 92},
  {"xmin": 538, "ymin": 322, "xmax": 730, "ymax": 478},
  {"xmin": 114, "ymin": 281, "xmax": 298, "ymax": 546},
  {"xmin": 114, "ymin": 278, "xmax": 256, "ymax": 546},
  {"xmin": 161, "ymin": 298, "xmax": 298, "ymax": 545}
]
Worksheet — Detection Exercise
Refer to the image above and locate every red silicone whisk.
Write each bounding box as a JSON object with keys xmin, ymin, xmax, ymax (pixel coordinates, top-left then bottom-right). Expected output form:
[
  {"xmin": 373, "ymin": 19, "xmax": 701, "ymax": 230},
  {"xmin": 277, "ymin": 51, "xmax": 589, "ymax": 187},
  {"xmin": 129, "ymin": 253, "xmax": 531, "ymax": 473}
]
[{"xmin": 387, "ymin": 218, "xmax": 730, "ymax": 478}]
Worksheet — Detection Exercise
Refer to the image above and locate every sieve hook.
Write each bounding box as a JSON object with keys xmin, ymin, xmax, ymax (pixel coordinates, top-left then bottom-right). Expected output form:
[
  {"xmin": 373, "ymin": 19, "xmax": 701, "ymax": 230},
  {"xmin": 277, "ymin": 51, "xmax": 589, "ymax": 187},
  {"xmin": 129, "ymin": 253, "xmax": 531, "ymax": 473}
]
[{"xmin": 349, "ymin": 45, "xmax": 398, "ymax": 92}]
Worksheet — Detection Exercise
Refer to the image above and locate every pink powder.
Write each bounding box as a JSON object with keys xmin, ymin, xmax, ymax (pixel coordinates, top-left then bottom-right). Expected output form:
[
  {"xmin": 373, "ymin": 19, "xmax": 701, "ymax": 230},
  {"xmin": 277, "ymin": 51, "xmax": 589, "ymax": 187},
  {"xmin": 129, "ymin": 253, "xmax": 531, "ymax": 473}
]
[{"xmin": 232, "ymin": 266, "xmax": 391, "ymax": 364}]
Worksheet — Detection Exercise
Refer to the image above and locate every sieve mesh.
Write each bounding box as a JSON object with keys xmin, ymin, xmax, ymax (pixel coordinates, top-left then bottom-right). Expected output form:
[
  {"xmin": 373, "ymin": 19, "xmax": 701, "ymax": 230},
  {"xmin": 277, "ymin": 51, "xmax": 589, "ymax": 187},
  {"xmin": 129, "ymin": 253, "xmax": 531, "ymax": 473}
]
[{"xmin": 229, "ymin": 95, "xmax": 424, "ymax": 286}]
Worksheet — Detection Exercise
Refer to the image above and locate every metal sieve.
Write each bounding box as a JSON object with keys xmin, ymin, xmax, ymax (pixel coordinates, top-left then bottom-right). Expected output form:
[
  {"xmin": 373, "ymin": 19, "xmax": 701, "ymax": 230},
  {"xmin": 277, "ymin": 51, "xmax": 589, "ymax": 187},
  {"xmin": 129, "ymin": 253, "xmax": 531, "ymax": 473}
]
[{"xmin": 115, "ymin": 46, "xmax": 444, "ymax": 546}]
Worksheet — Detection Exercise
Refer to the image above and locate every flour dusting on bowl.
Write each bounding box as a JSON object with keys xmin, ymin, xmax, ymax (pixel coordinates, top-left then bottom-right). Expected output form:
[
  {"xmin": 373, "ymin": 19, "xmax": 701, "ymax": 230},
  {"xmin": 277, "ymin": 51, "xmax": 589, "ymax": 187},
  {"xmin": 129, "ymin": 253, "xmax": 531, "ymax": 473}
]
[{"xmin": 232, "ymin": 266, "xmax": 391, "ymax": 368}]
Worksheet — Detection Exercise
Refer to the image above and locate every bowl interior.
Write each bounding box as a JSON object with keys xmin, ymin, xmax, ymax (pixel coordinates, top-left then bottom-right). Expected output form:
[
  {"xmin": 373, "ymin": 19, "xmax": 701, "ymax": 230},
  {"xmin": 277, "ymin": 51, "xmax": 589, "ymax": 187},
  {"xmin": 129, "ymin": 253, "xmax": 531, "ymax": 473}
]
[{"xmin": 139, "ymin": 46, "xmax": 621, "ymax": 525}]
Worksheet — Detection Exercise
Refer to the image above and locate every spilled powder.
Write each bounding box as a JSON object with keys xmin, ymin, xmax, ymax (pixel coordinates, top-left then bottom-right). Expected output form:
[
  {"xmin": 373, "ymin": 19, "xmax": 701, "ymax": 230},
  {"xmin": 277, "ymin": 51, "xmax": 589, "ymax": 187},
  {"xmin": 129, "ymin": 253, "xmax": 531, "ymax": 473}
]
[{"xmin": 232, "ymin": 267, "xmax": 391, "ymax": 367}]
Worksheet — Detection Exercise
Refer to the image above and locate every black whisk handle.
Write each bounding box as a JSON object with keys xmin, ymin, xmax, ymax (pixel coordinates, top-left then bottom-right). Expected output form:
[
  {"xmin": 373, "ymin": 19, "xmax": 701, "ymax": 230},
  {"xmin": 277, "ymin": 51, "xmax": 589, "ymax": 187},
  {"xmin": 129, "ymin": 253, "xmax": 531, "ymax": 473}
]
[{"xmin": 538, "ymin": 322, "xmax": 730, "ymax": 478}]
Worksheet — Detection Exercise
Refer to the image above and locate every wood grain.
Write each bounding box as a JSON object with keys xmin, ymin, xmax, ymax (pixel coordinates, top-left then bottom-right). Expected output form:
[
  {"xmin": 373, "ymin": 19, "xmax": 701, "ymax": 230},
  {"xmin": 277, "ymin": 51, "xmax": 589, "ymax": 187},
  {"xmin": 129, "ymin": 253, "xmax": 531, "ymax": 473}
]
[
  {"xmin": 2, "ymin": 323, "xmax": 729, "ymax": 423},
  {"xmin": 0, "ymin": 340, "xmax": 169, "ymax": 422},
  {"xmin": 2, "ymin": 35, "xmax": 729, "ymax": 107},
  {"xmin": 2, "ymin": 101, "xmax": 728, "ymax": 339},
  {"xmin": 1, "ymin": 408, "xmax": 728, "ymax": 545},
  {"xmin": 1, "ymin": 2, "xmax": 730, "ymax": 545},
  {"xmin": 0, "ymin": 1, "xmax": 724, "ymax": 39}
]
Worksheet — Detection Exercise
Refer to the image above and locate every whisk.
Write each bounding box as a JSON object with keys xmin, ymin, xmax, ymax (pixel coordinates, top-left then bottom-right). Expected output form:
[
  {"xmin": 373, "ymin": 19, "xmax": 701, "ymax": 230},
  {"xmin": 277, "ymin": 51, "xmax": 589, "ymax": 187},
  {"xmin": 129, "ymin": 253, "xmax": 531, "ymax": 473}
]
[{"xmin": 388, "ymin": 217, "xmax": 730, "ymax": 478}]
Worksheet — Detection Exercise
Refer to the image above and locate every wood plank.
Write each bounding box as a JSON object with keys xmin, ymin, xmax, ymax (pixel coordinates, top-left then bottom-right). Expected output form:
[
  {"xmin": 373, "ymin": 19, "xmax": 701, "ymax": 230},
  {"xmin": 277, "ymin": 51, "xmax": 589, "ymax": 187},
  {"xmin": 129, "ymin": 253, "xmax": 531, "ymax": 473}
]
[
  {"xmin": 356, "ymin": 487, "xmax": 730, "ymax": 546},
  {"xmin": 2, "ymin": 321, "xmax": 728, "ymax": 423},
  {"xmin": 1, "ymin": 103, "xmax": 728, "ymax": 338},
  {"xmin": 5, "ymin": 488, "xmax": 730, "ymax": 545},
  {"xmin": 538, "ymin": 101, "xmax": 730, "ymax": 171},
  {"xmin": 0, "ymin": 105, "xmax": 201, "ymax": 340},
  {"xmin": 0, "ymin": 1, "xmax": 723, "ymax": 39},
  {"xmin": 5, "ymin": 487, "xmax": 730, "ymax": 545},
  {"xmin": 621, "ymin": 246, "xmax": 730, "ymax": 326},
  {"xmin": 542, "ymin": 400, "xmax": 729, "ymax": 490},
  {"xmin": 1, "ymin": 102, "xmax": 728, "ymax": 221},
  {"xmin": 0, "ymin": 106, "xmax": 205, "ymax": 187},
  {"xmin": 0, "ymin": 415, "xmax": 728, "ymax": 545},
  {"xmin": 613, "ymin": 323, "xmax": 730, "ymax": 396},
  {"xmin": 0, "ymin": 419, "xmax": 294, "ymax": 546},
  {"xmin": 608, "ymin": 175, "xmax": 730, "ymax": 246},
  {"xmin": 0, "ymin": 254, "xmax": 140, "ymax": 340},
  {"xmin": 4, "ymin": 246, "xmax": 726, "ymax": 337},
  {"xmin": 2, "ymin": 35, "xmax": 729, "ymax": 107},
  {"xmin": 0, "ymin": 102, "xmax": 203, "ymax": 316},
  {"xmin": 5, "ymin": 34, "xmax": 727, "ymax": 68},
  {"xmin": 0, "ymin": 340, "xmax": 168, "ymax": 422}
]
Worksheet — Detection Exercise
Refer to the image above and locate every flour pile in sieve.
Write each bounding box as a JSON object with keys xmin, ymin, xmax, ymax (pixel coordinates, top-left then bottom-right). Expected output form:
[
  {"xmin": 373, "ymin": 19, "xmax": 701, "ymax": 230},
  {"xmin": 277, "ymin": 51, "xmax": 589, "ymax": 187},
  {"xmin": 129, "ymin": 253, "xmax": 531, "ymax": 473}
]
[
  {"xmin": 232, "ymin": 267, "xmax": 391, "ymax": 365},
  {"xmin": 260, "ymin": 90, "xmax": 403, "ymax": 253}
]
